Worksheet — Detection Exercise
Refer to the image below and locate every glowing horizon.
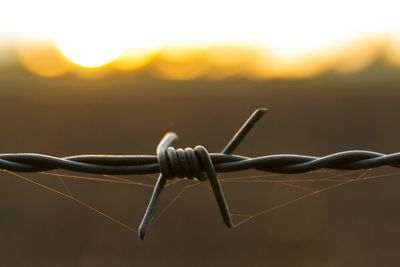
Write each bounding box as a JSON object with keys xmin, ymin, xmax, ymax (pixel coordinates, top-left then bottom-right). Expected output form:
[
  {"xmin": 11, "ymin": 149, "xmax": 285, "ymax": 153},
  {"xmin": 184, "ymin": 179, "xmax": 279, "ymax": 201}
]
[
  {"xmin": 5, "ymin": 38, "xmax": 398, "ymax": 80},
  {"xmin": 1, "ymin": 0, "xmax": 400, "ymax": 78}
]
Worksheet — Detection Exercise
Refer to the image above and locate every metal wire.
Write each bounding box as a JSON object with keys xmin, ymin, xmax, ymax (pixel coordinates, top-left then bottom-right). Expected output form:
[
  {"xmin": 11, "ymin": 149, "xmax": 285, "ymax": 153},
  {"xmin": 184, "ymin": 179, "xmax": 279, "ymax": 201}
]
[
  {"xmin": 1, "ymin": 108, "xmax": 399, "ymax": 238},
  {"xmin": 4, "ymin": 149, "xmax": 400, "ymax": 174}
]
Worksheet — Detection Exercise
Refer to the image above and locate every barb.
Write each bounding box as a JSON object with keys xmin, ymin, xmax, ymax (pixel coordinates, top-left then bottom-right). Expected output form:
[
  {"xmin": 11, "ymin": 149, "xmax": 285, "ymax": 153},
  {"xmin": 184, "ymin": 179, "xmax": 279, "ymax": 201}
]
[{"xmin": 0, "ymin": 108, "xmax": 399, "ymax": 238}]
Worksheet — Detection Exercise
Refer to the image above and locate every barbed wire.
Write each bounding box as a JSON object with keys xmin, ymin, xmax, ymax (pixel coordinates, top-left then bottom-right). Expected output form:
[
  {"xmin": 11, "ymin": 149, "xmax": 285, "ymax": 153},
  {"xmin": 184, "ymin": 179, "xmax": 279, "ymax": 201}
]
[
  {"xmin": 1, "ymin": 108, "xmax": 398, "ymax": 238},
  {"xmin": 2, "ymin": 149, "xmax": 399, "ymax": 174}
]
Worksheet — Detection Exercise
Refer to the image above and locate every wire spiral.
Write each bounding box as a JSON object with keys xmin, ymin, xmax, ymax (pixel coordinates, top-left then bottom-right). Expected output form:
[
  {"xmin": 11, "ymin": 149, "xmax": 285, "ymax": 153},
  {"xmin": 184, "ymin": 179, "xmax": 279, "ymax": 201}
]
[
  {"xmin": 156, "ymin": 131, "xmax": 212, "ymax": 181},
  {"xmin": 1, "ymin": 108, "xmax": 397, "ymax": 238}
]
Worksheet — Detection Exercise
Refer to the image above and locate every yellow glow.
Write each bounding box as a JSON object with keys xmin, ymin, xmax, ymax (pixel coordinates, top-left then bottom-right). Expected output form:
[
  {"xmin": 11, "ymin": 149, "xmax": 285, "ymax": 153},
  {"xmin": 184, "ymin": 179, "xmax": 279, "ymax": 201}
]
[
  {"xmin": 387, "ymin": 38, "xmax": 400, "ymax": 66},
  {"xmin": 2, "ymin": 0, "xmax": 400, "ymax": 78},
  {"xmin": 334, "ymin": 39, "xmax": 385, "ymax": 74},
  {"xmin": 3, "ymin": 0, "xmax": 400, "ymax": 59},
  {"xmin": 113, "ymin": 49, "xmax": 155, "ymax": 71},
  {"xmin": 154, "ymin": 49, "xmax": 208, "ymax": 80},
  {"xmin": 11, "ymin": 39, "xmax": 398, "ymax": 80},
  {"xmin": 17, "ymin": 41, "xmax": 71, "ymax": 77},
  {"xmin": 56, "ymin": 34, "xmax": 124, "ymax": 68}
]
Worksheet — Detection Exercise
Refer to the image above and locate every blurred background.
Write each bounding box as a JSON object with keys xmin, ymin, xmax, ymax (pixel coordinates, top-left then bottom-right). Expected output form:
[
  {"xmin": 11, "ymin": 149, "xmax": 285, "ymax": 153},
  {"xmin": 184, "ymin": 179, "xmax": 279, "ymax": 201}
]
[{"xmin": 1, "ymin": 0, "xmax": 400, "ymax": 266}]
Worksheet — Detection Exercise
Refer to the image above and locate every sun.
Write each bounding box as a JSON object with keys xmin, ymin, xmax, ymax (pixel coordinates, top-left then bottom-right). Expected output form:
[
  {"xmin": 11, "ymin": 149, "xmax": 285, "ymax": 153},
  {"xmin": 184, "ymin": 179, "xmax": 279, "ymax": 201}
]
[{"xmin": 56, "ymin": 33, "xmax": 125, "ymax": 68}]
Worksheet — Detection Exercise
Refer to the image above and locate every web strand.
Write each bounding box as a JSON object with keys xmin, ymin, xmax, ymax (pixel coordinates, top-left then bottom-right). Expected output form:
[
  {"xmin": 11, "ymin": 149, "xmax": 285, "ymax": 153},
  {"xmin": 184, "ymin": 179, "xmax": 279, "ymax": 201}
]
[
  {"xmin": 2, "ymin": 167, "xmax": 400, "ymax": 234},
  {"xmin": 54, "ymin": 170, "xmax": 74, "ymax": 197},
  {"xmin": 231, "ymin": 169, "xmax": 372, "ymax": 227},
  {"xmin": 4, "ymin": 170, "xmax": 137, "ymax": 233}
]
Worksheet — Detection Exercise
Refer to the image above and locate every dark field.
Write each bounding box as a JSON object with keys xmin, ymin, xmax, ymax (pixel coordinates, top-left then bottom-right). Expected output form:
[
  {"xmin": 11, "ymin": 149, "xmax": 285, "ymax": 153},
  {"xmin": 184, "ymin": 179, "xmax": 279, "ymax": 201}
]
[{"xmin": 1, "ymin": 62, "xmax": 400, "ymax": 266}]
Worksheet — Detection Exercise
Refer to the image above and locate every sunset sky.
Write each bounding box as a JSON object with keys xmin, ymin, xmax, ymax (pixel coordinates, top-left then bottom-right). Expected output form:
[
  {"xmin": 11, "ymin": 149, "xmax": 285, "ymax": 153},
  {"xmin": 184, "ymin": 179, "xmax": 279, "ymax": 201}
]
[{"xmin": 1, "ymin": 0, "xmax": 400, "ymax": 78}]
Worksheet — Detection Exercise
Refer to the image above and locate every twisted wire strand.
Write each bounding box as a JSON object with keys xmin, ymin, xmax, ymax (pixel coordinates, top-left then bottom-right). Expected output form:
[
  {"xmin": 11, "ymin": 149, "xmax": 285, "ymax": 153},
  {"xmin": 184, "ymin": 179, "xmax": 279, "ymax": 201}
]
[
  {"xmin": 1, "ymin": 150, "xmax": 399, "ymax": 174},
  {"xmin": 1, "ymin": 108, "xmax": 397, "ymax": 239}
]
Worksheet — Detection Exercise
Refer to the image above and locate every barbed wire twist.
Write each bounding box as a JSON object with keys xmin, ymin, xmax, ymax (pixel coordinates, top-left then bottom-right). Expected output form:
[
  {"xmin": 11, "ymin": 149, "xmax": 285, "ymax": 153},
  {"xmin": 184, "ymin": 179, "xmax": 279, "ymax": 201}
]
[{"xmin": 1, "ymin": 108, "xmax": 399, "ymax": 238}]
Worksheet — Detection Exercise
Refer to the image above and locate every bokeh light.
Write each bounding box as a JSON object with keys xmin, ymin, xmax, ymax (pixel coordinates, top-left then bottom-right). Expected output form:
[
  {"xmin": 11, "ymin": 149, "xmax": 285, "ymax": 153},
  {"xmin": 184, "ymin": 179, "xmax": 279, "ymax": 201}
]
[
  {"xmin": 17, "ymin": 41, "xmax": 72, "ymax": 77},
  {"xmin": 0, "ymin": 0, "xmax": 400, "ymax": 78}
]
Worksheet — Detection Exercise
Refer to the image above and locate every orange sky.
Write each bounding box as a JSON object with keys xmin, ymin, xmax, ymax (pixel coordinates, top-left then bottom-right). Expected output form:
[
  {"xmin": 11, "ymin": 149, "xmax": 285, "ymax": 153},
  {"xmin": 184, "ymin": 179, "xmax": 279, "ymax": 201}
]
[
  {"xmin": 1, "ymin": 0, "xmax": 400, "ymax": 79},
  {"xmin": 4, "ymin": 38, "xmax": 397, "ymax": 80}
]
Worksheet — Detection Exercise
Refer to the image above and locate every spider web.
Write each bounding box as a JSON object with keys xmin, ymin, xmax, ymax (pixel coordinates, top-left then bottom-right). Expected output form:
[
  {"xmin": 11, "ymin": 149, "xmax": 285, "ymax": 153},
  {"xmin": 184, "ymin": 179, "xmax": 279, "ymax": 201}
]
[{"xmin": 2, "ymin": 167, "xmax": 400, "ymax": 235}]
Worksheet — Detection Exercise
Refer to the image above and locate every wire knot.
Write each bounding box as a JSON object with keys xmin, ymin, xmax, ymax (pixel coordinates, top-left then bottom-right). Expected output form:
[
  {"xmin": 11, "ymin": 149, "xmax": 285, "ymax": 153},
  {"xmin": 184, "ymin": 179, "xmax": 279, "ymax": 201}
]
[
  {"xmin": 157, "ymin": 146, "xmax": 211, "ymax": 181},
  {"xmin": 139, "ymin": 108, "xmax": 268, "ymax": 239}
]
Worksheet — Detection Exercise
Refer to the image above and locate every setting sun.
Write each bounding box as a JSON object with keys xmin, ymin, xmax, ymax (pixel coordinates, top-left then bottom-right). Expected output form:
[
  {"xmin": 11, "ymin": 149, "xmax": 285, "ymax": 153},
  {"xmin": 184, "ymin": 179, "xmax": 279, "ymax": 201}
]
[
  {"xmin": 56, "ymin": 34, "xmax": 125, "ymax": 68},
  {"xmin": 1, "ymin": 0, "xmax": 400, "ymax": 77}
]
